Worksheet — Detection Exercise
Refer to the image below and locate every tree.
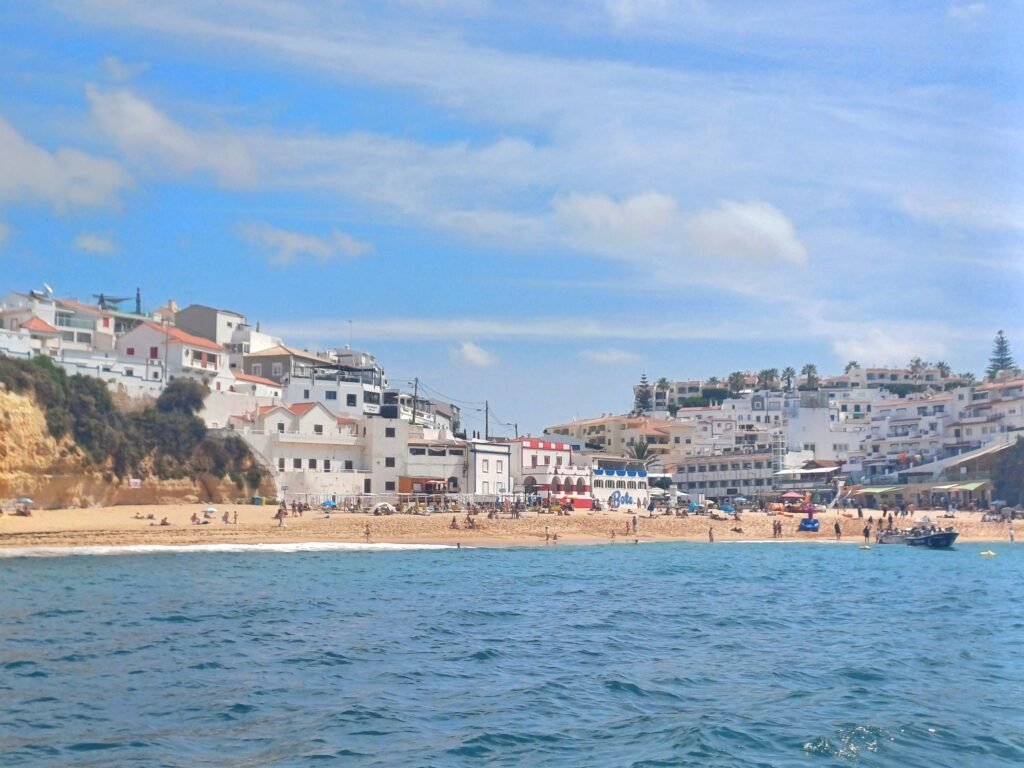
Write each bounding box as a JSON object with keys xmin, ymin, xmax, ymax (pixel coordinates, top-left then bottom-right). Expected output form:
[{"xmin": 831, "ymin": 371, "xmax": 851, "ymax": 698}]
[
  {"xmin": 987, "ymin": 331, "xmax": 1017, "ymax": 381},
  {"xmin": 157, "ymin": 378, "xmax": 209, "ymax": 415},
  {"xmin": 757, "ymin": 368, "xmax": 778, "ymax": 390},
  {"xmin": 727, "ymin": 371, "xmax": 746, "ymax": 394},
  {"xmin": 844, "ymin": 361, "xmax": 859, "ymax": 374},
  {"xmin": 781, "ymin": 366, "xmax": 796, "ymax": 391},
  {"xmin": 633, "ymin": 373, "xmax": 653, "ymax": 414},
  {"xmin": 655, "ymin": 377, "xmax": 671, "ymax": 392},
  {"xmin": 908, "ymin": 357, "xmax": 929, "ymax": 384},
  {"xmin": 626, "ymin": 439, "xmax": 656, "ymax": 467},
  {"xmin": 992, "ymin": 437, "xmax": 1024, "ymax": 507},
  {"xmin": 961, "ymin": 372, "xmax": 976, "ymax": 385},
  {"xmin": 935, "ymin": 361, "xmax": 952, "ymax": 379},
  {"xmin": 800, "ymin": 363, "xmax": 818, "ymax": 389},
  {"xmin": 705, "ymin": 376, "xmax": 721, "ymax": 387}
]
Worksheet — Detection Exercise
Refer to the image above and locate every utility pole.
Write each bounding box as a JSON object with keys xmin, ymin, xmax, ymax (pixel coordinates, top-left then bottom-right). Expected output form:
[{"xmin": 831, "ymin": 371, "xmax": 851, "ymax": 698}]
[
  {"xmin": 485, "ymin": 400, "xmax": 489, "ymax": 441},
  {"xmin": 411, "ymin": 377, "xmax": 418, "ymax": 425},
  {"xmin": 514, "ymin": 423, "xmax": 519, "ymax": 438}
]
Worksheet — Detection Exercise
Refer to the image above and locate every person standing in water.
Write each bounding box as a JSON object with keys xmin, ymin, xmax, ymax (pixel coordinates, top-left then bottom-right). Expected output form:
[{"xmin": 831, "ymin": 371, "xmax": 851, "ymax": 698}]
[
  {"xmin": 834, "ymin": 520, "xmax": 842, "ymax": 540},
  {"xmin": 708, "ymin": 526, "xmax": 714, "ymax": 543}
]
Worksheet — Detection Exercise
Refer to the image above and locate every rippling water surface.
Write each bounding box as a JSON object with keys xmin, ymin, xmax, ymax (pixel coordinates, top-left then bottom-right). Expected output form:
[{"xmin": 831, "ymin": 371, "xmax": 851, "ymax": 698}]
[{"xmin": 2, "ymin": 541, "xmax": 1022, "ymax": 766}]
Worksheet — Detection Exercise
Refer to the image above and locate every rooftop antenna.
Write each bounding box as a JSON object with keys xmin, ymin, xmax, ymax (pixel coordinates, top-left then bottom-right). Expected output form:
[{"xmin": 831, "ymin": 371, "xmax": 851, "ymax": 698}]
[
  {"xmin": 135, "ymin": 287, "xmax": 142, "ymax": 315},
  {"xmin": 348, "ymin": 319, "xmax": 353, "ymax": 349},
  {"xmin": 43, "ymin": 282, "xmax": 53, "ymax": 296}
]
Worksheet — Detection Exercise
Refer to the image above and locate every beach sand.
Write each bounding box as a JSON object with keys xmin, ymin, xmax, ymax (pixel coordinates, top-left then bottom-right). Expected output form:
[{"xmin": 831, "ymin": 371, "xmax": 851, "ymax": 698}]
[{"xmin": 0, "ymin": 504, "xmax": 1014, "ymax": 549}]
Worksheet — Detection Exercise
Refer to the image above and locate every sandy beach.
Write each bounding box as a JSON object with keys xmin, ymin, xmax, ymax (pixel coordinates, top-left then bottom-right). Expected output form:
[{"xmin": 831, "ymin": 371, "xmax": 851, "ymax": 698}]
[{"xmin": 0, "ymin": 503, "xmax": 1015, "ymax": 550}]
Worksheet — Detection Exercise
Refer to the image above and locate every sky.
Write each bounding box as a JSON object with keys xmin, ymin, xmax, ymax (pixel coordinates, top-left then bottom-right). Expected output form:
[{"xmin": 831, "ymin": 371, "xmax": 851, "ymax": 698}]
[{"xmin": 1, "ymin": 1, "xmax": 1022, "ymax": 436}]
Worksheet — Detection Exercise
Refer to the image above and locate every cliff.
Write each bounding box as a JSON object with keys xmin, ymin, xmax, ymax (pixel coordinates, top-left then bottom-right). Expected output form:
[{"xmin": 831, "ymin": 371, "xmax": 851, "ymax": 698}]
[{"xmin": 0, "ymin": 387, "xmax": 272, "ymax": 508}]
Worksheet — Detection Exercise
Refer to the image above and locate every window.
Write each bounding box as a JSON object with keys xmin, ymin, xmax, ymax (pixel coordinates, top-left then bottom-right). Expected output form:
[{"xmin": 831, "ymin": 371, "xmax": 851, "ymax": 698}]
[
  {"xmin": 149, "ymin": 346, "xmax": 159, "ymax": 359},
  {"xmin": 308, "ymin": 459, "xmax": 317, "ymax": 469},
  {"xmin": 544, "ymin": 456, "xmax": 551, "ymax": 465},
  {"xmin": 345, "ymin": 460, "xmax": 354, "ymax": 470},
  {"xmin": 127, "ymin": 346, "xmax": 135, "ymax": 356},
  {"xmin": 496, "ymin": 460, "xmax": 503, "ymax": 474},
  {"xmin": 278, "ymin": 458, "xmax": 285, "ymax": 471},
  {"xmin": 409, "ymin": 447, "xmax": 426, "ymax": 455},
  {"xmin": 385, "ymin": 427, "xmax": 396, "ymax": 438},
  {"xmin": 293, "ymin": 458, "xmax": 302, "ymax": 469},
  {"xmin": 326, "ymin": 390, "xmax": 337, "ymax": 400},
  {"xmin": 482, "ymin": 481, "xmax": 489, "ymax": 494},
  {"xmin": 531, "ymin": 455, "xmax": 538, "ymax": 467},
  {"xmin": 252, "ymin": 363, "xmax": 262, "ymax": 377},
  {"xmin": 385, "ymin": 457, "xmax": 395, "ymax": 468},
  {"xmin": 125, "ymin": 368, "xmax": 134, "ymax": 377},
  {"xmin": 277, "ymin": 422, "xmax": 285, "ymax": 433},
  {"xmin": 272, "ymin": 362, "xmax": 283, "ymax": 377},
  {"xmin": 385, "ymin": 481, "xmax": 396, "ymax": 491},
  {"xmin": 556, "ymin": 456, "xmax": 563, "ymax": 466},
  {"xmin": 482, "ymin": 459, "xmax": 489, "ymax": 472},
  {"xmin": 303, "ymin": 389, "xmax": 310, "ymax": 399},
  {"xmin": 323, "ymin": 460, "xmax": 331, "ymax": 471},
  {"xmin": 347, "ymin": 394, "xmax": 357, "ymax": 407}
]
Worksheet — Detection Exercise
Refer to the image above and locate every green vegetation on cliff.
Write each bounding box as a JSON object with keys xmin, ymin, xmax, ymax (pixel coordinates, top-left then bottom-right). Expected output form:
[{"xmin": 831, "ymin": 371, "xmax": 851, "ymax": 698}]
[{"xmin": 0, "ymin": 355, "xmax": 263, "ymax": 488}]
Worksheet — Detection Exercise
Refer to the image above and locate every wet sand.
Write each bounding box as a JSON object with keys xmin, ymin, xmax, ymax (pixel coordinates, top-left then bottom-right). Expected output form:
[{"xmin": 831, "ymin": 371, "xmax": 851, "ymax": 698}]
[{"xmin": 0, "ymin": 504, "xmax": 1013, "ymax": 549}]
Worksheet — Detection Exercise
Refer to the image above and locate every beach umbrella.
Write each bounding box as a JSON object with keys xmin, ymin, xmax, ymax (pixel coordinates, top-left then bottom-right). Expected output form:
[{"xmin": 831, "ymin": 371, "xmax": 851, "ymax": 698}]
[
  {"xmin": 322, "ymin": 500, "xmax": 337, "ymax": 508},
  {"xmin": 16, "ymin": 497, "xmax": 33, "ymax": 505},
  {"xmin": 781, "ymin": 492, "xmax": 803, "ymax": 500},
  {"xmin": 733, "ymin": 496, "xmax": 748, "ymax": 503},
  {"xmin": 203, "ymin": 506, "xmax": 217, "ymax": 513}
]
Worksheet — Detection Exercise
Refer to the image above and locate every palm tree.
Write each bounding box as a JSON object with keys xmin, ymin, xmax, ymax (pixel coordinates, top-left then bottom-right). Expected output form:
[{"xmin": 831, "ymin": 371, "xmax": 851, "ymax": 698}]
[
  {"xmin": 757, "ymin": 368, "xmax": 778, "ymax": 390},
  {"xmin": 935, "ymin": 361, "xmax": 952, "ymax": 379},
  {"xmin": 800, "ymin": 363, "xmax": 818, "ymax": 389},
  {"xmin": 705, "ymin": 376, "xmax": 721, "ymax": 387},
  {"xmin": 781, "ymin": 366, "xmax": 796, "ymax": 391},
  {"xmin": 961, "ymin": 372, "xmax": 977, "ymax": 385},
  {"xmin": 627, "ymin": 440, "xmax": 657, "ymax": 467},
  {"xmin": 844, "ymin": 360, "xmax": 860, "ymax": 374},
  {"xmin": 908, "ymin": 357, "xmax": 927, "ymax": 384}
]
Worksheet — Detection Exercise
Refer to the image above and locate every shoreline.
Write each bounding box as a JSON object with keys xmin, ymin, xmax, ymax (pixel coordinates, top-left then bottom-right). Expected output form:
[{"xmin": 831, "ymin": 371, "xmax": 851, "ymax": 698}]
[{"xmin": 0, "ymin": 503, "xmax": 1015, "ymax": 552}]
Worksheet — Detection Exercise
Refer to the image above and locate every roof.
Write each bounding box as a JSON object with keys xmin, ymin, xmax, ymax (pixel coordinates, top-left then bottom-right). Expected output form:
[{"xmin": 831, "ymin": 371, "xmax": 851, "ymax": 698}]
[
  {"xmin": 855, "ymin": 486, "xmax": 902, "ymax": 495},
  {"xmin": 178, "ymin": 303, "xmax": 245, "ymax": 318},
  {"xmin": 243, "ymin": 344, "xmax": 331, "ymax": 364},
  {"xmin": 138, "ymin": 321, "xmax": 222, "ymax": 352},
  {"xmin": 288, "ymin": 402, "xmax": 318, "ymax": 417},
  {"xmin": 56, "ymin": 298, "xmax": 102, "ymax": 315},
  {"xmin": 20, "ymin": 316, "xmax": 58, "ymax": 334},
  {"xmin": 233, "ymin": 371, "xmax": 280, "ymax": 388}
]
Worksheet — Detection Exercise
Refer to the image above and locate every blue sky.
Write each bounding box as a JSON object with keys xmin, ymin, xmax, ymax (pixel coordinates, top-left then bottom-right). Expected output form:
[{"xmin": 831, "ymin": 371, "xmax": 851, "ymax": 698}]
[{"xmin": 1, "ymin": 1, "xmax": 1022, "ymax": 435}]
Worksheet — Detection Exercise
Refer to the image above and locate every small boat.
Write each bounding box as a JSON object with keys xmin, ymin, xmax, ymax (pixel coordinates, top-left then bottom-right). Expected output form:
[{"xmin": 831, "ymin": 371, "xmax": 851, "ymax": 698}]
[
  {"xmin": 905, "ymin": 528, "xmax": 959, "ymax": 549},
  {"xmin": 980, "ymin": 550, "xmax": 997, "ymax": 557},
  {"xmin": 877, "ymin": 530, "xmax": 909, "ymax": 545}
]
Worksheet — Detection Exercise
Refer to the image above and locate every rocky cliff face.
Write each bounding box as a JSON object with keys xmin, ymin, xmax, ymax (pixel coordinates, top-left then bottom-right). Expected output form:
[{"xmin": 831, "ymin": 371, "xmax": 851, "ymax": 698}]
[{"xmin": 0, "ymin": 388, "xmax": 272, "ymax": 508}]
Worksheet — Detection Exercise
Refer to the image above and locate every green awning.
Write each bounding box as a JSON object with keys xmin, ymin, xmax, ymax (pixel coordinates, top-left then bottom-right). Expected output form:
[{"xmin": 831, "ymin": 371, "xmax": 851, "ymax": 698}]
[
  {"xmin": 855, "ymin": 486, "xmax": 901, "ymax": 495},
  {"xmin": 954, "ymin": 481, "xmax": 990, "ymax": 492},
  {"xmin": 931, "ymin": 483, "xmax": 959, "ymax": 491}
]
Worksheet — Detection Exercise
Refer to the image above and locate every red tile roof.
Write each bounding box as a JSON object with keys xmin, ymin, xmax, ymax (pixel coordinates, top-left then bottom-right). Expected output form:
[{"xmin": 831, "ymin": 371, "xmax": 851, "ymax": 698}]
[
  {"xmin": 233, "ymin": 372, "xmax": 279, "ymax": 388},
  {"xmin": 288, "ymin": 402, "xmax": 318, "ymax": 417},
  {"xmin": 20, "ymin": 316, "xmax": 58, "ymax": 334},
  {"xmin": 140, "ymin": 322, "xmax": 223, "ymax": 351}
]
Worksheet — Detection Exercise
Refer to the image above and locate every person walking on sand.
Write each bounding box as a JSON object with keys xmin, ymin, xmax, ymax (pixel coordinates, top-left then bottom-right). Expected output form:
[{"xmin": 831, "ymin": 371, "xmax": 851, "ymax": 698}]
[
  {"xmin": 834, "ymin": 520, "xmax": 842, "ymax": 540},
  {"xmin": 632, "ymin": 515, "xmax": 638, "ymax": 534},
  {"xmin": 364, "ymin": 523, "xmax": 372, "ymax": 542},
  {"xmin": 233, "ymin": 510, "xmax": 238, "ymax": 525},
  {"xmin": 276, "ymin": 508, "xmax": 287, "ymax": 528}
]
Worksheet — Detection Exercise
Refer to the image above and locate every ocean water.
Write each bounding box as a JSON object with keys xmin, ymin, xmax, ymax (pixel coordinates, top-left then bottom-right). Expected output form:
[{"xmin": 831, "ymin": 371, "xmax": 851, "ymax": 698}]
[{"xmin": 1, "ymin": 541, "xmax": 1022, "ymax": 767}]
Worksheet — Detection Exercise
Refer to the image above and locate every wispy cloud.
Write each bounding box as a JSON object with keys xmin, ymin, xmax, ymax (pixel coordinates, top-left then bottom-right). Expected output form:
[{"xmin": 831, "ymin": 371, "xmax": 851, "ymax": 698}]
[
  {"xmin": 240, "ymin": 221, "xmax": 372, "ymax": 265},
  {"xmin": 0, "ymin": 114, "xmax": 131, "ymax": 210},
  {"xmin": 74, "ymin": 232, "xmax": 118, "ymax": 254},
  {"xmin": 452, "ymin": 341, "xmax": 498, "ymax": 367},
  {"xmin": 87, "ymin": 85, "xmax": 257, "ymax": 186},
  {"xmin": 103, "ymin": 55, "xmax": 149, "ymax": 82},
  {"xmin": 580, "ymin": 348, "xmax": 641, "ymax": 364},
  {"xmin": 947, "ymin": 3, "xmax": 987, "ymax": 22}
]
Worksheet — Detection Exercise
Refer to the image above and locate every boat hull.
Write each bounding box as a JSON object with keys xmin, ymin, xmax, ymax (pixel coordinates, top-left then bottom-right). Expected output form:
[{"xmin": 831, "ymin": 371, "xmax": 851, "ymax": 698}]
[{"xmin": 906, "ymin": 531, "xmax": 959, "ymax": 548}]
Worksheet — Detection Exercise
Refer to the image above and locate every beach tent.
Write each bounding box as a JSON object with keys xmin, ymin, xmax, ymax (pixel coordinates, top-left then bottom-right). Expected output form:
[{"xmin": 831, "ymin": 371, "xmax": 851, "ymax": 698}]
[
  {"xmin": 16, "ymin": 497, "xmax": 33, "ymax": 505},
  {"xmin": 321, "ymin": 500, "xmax": 337, "ymax": 508}
]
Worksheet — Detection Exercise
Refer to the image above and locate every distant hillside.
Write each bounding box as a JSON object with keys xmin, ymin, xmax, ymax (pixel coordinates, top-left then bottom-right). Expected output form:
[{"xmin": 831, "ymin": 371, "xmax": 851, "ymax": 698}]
[{"xmin": 0, "ymin": 355, "xmax": 272, "ymax": 507}]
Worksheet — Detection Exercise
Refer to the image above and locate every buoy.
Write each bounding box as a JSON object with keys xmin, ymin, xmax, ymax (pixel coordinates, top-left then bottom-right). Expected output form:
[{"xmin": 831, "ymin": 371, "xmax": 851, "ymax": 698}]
[
  {"xmin": 859, "ymin": 545, "xmax": 871, "ymax": 550},
  {"xmin": 980, "ymin": 550, "xmax": 997, "ymax": 557}
]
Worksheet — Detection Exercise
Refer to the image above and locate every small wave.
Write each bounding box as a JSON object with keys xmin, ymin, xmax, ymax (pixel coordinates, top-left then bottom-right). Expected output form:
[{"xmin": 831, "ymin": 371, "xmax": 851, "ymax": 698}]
[{"xmin": 0, "ymin": 542, "xmax": 459, "ymax": 558}]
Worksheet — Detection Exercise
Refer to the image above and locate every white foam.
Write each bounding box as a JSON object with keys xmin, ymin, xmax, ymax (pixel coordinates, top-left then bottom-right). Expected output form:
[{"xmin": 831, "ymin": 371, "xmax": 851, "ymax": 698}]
[{"xmin": 0, "ymin": 542, "xmax": 459, "ymax": 558}]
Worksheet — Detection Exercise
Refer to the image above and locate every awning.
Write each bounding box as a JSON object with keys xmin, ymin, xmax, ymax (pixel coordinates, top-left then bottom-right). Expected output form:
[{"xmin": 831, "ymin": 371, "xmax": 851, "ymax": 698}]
[
  {"xmin": 855, "ymin": 486, "xmax": 901, "ymax": 495},
  {"xmin": 774, "ymin": 467, "xmax": 838, "ymax": 476},
  {"xmin": 955, "ymin": 481, "xmax": 990, "ymax": 492},
  {"xmin": 931, "ymin": 483, "xmax": 959, "ymax": 491}
]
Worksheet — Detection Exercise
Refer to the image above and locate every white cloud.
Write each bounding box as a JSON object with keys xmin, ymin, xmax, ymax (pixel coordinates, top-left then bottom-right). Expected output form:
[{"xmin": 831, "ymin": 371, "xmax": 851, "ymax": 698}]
[
  {"xmin": 688, "ymin": 200, "xmax": 808, "ymax": 265},
  {"xmin": 832, "ymin": 329, "xmax": 949, "ymax": 368},
  {"xmin": 103, "ymin": 55, "xmax": 149, "ymax": 82},
  {"xmin": 87, "ymin": 85, "xmax": 257, "ymax": 186},
  {"xmin": 898, "ymin": 193, "xmax": 1024, "ymax": 231},
  {"xmin": 947, "ymin": 3, "xmax": 987, "ymax": 22},
  {"xmin": 0, "ymin": 222, "xmax": 8, "ymax": 245},
  {"xmin": 453, "ymin": 341, "xmax": 498, "ymax": 367},
  {"xmin": 0, "ymin": 115, "xmax": 131, "ymax": 210},
  {"xmin": 580, "ymin": 348, "xmax": 640, "ymax": 364},
  {"xmin": 240, "ymin": 221, "xmax": 372, "ymax": 265},
  {"xmin": 74, "ymin": 232, "xmax": 118, "ymax": 254}
]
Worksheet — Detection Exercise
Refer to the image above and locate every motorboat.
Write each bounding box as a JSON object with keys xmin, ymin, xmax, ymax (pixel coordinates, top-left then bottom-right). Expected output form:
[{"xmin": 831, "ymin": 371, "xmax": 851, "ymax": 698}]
[{"xmin": 905, "ymin": 527, "xmax": 959, "ymax": 548}]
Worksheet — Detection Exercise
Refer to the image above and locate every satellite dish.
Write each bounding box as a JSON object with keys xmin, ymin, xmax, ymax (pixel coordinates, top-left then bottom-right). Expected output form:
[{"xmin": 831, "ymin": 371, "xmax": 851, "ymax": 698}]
[{"xmin": 43, "ymin": 283, "xmax": 53, "ymax": 295}]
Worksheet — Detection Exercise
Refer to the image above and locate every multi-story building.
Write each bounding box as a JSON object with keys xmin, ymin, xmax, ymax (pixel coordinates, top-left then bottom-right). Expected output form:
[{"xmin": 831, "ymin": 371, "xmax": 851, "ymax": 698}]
[
  {"xmin": 671, "ymin": 451, "xmax": 776, "ymax": 500},
  {"xmin": 242, "ymin": 344, "xmax": 331, "ymax": 385},
  {"xmin": 174, "ymin": 304, "xmax": 247, "ymax": 347},
  {"xmin": 467, "ymin": 440, "xmax": 512, "ymax": 496},
  {"xmin": 509, "ymin": 437, "xmax": 592, "ymax": 507},
  {"xmin": 115, "ymin": 321, "xmax": 233, "ymax": 390}
]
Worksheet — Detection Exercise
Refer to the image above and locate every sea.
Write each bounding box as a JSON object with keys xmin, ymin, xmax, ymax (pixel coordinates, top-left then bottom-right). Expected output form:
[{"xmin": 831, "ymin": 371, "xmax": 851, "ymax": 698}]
[{"xmin": 1, "ymin": 541, "xmax": 1022, "ymax": 767}]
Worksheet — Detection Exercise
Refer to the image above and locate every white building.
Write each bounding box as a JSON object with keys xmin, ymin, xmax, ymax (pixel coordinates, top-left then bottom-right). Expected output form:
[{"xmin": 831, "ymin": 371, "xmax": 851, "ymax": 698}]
[
  {"xmin": 174, "ymin": 304, "xmax": 247, "ymax": 347},
  {"xmin": 467, "ymin": 440, "xmax": 512, "ymax": 496},
  {"xmin": 509, "ymin": 437, "xmax": 592, "ymax": 507},
  {"xmin": 116, "ymin": 321, "xmax": 233, "ymax": 390}
]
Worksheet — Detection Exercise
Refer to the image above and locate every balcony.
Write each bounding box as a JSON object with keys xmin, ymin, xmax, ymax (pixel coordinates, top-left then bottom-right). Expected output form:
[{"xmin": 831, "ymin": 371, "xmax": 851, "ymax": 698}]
[{"xmin": 257, "ymin": 429, "xmax": 361, "ymax": 446}]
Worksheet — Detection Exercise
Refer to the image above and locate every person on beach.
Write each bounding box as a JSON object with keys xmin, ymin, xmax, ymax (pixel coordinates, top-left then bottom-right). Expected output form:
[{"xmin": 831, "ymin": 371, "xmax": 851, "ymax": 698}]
[
  {"xmin": 364, "ymin": 523, "xmax": 372, "ymax": 542},
  {"xmin": 159, "ymin": 517, "xmax": 170, "ymax": 526},
  {"xmin": 834, "ymin": 520, "xmax": 842, "ymax": 540},
  {"xmin": 191, "ymin": 512, "xmax": 200, "ymax": 525},
  {"xmin": 450, "ymin": 516, "xmax": 458, "ymax": 529},
  {"xmin": 1010, "ymin": 524, "xmax": 1016, "ymax": 543},
  {"xmin": 233, "ymin": 511, "xmax": 238, "ymax": 525},
  {"xmin": 275, "ymin": 508, "xmax": 287, "ymax": 528},
  {"xmin": 545, "ymin": 526, "xmax": 550, "ymax": 542},
  {"xmin": 708, "ymin": 526, "xmax": 714, "ymax": 543},
  {"xmin": 222, "ymin": 510, "xmax": 230, "ymax": 524},
  {"xmin": 632, "ymin": 515, "xmax": 638, "ymax": 534},
  {"xmin": 863, "ymin": 524, "xmax": 871, "ymax": 543}
]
